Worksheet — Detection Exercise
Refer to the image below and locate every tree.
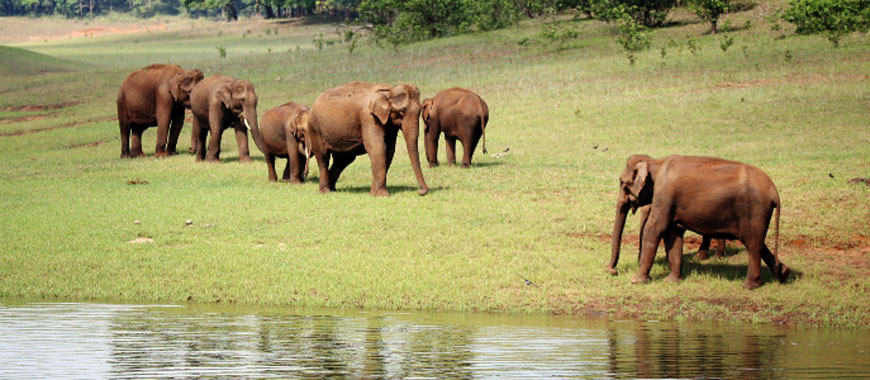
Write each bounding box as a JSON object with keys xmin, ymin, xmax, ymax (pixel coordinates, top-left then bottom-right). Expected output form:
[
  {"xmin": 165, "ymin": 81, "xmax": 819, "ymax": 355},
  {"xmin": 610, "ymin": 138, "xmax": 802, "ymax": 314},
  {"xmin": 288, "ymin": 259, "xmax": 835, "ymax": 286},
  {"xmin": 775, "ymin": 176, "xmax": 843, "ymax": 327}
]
[
  {"xmin": 688, "ymin": 0, "xmax": 729, "ymax": 33},
  {"xmin": 782, "ymin": 0, "xmax": 870, "ymax": 47}
]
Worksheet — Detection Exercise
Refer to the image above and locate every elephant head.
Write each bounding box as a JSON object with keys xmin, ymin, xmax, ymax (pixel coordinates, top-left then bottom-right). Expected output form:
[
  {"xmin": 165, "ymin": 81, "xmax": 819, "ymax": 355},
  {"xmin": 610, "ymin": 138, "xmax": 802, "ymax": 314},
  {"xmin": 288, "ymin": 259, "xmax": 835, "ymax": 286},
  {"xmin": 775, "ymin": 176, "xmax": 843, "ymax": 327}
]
[
  {"xmin": 169, "ymin": 69, "xmax": 204, "ymax": 108},
  {"xmin": 608, "ymin": 154, "xmax": 657, "ymax": 275},
  {"xmin": 216, "ymin": 79, "xmax": 265, "ymax": 154},
  {"xmin": 421, "ymin": 98, "xmax": 434, "ymax": 131},
  {"xmin": 292, "ymin": 110, "xmax": 311, "ymax": 176},
  {"xmin": 369, "ymin": 84, "xmax": 429, "ymax": 196}
]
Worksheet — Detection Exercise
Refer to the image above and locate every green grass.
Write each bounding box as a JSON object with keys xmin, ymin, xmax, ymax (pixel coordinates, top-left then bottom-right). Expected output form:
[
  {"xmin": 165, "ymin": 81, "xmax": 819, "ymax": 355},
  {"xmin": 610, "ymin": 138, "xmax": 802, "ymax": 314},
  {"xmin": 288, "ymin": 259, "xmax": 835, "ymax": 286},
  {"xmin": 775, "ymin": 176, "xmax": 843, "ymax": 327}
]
[{"xmin": 0, "ymin": 5, "xmax": 868, "ymax": 328}]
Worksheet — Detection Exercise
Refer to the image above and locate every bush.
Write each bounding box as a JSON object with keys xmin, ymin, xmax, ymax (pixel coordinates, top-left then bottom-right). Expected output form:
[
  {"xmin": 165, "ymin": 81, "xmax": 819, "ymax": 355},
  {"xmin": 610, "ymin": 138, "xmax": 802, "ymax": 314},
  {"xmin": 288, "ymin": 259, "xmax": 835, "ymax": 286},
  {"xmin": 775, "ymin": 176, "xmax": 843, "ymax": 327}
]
[
  {"xmin": 782, "ymin": 0, "xmax": 870, "ymax": 47},
  {"xmin": 617, "ymin": 17, "xmax": 652, "ymax": 64},
  {"xmin": 588, "ymin": 0, "xmax": 676, "ymax": 27},
  {"xmin": 688, "ymin": 0, "xmax": 730, "ymax": 34}
]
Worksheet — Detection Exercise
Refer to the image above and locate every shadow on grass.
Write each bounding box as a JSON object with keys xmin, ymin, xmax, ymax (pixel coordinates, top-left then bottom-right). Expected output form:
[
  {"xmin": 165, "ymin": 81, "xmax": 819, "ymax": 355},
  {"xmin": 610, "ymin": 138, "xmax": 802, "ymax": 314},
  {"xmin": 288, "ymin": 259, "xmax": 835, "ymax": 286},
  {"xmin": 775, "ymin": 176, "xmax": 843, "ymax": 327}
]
[
  {"xmin": 429, "ymin": 161, "xmax": 507, "ymax": 169},
  {"xmin": 651, "ymin": 252, "xmax": 803, "ymax": 285},
  {"xmin": 221, "ymin": 156, "xmax": 266, "ymax": 163},
  {"xmin": 335, "ymin": 184, "xmax": 447, "ymax": 195}
]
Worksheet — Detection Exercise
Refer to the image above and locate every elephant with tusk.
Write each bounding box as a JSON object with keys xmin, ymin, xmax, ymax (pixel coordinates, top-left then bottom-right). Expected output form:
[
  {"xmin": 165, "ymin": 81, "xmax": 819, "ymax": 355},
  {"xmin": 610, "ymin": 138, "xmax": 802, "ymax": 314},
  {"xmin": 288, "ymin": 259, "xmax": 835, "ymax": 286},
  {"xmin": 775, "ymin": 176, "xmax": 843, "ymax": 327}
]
[{"xmin": 189, "ymin": 75, "xmax": 262, "ymax": 163}]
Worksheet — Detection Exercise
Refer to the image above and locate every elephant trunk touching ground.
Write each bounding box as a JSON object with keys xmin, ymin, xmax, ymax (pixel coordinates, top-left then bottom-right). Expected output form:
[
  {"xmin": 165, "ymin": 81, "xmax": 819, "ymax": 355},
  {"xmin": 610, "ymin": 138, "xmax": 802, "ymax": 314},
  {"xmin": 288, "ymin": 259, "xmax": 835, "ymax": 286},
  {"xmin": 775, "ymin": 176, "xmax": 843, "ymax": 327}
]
[{"xmin": 401, "ymin": 105, "xmax": 429, "ymax": 196}]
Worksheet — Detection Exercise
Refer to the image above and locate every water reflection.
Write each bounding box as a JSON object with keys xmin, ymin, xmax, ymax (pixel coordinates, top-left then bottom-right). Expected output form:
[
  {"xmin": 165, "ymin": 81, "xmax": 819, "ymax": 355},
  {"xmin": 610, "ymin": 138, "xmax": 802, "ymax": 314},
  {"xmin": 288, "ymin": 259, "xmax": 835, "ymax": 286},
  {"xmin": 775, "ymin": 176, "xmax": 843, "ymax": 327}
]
[{"xmin": 1, "ymin": 301, "xmax": 868, "ymax": 379}]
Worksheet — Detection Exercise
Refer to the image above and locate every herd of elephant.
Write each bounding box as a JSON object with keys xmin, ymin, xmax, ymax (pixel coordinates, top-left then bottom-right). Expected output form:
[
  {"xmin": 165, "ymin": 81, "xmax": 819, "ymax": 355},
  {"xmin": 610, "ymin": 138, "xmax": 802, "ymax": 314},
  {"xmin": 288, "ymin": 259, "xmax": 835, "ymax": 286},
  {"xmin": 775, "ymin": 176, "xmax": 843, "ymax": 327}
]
[{"xmin": 116, "ymin": 63, "xmax": 791, "ymax": 289}]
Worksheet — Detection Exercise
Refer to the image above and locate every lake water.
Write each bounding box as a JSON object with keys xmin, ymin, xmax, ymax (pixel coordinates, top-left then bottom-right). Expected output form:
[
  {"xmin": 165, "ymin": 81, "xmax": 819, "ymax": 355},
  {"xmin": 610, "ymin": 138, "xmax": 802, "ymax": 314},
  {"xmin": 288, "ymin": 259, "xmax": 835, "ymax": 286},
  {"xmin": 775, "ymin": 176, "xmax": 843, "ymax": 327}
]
[{"xmin": 1, "ymin": 300, "xmax": 868, "ymax": 379}]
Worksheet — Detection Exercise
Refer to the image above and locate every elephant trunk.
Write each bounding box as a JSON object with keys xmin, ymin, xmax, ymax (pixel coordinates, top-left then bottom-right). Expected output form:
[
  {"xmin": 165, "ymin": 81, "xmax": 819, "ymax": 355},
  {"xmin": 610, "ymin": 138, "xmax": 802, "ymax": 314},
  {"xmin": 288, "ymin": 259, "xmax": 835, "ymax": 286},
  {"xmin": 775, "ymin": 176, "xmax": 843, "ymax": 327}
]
[
  {"xmin": 243, "ymin": 110, "xmax": 266, "ymax": 155},
  {"xmin": 608, "ymin": 192, "xmax": 631, "ymax": 275},
  {"xmin": 402, "ymin": 113, "xmax": 429, "ymax": 196}
]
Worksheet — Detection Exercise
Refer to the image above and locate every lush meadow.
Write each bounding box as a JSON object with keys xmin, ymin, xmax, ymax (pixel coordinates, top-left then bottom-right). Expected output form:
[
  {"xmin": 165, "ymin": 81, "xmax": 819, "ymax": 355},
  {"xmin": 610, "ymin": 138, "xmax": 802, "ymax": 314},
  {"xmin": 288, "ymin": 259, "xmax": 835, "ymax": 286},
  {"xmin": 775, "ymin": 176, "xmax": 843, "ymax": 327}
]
[{"xmin": 0, "ymin": 4, "xmax": 868, "ymax": 327}]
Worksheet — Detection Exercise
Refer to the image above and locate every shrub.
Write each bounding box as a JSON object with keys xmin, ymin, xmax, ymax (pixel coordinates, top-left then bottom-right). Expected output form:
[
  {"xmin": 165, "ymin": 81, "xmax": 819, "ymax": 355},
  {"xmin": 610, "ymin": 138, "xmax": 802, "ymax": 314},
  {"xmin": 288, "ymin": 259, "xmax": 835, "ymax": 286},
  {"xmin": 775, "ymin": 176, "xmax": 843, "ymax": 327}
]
[
  {"xmin": 688, "ymin": 0, "xmax": 730, "ymax": 34},
  {"xmin": 782, "ymin": 0, "xmax": 870, "ymax": 47},
  {"xmin": 617, "ymin": 17, "xmax": 652, "ymax": 64},
  {"xmin": 589, "ymin": 0, "xmax": 676, "ymax": 27}
]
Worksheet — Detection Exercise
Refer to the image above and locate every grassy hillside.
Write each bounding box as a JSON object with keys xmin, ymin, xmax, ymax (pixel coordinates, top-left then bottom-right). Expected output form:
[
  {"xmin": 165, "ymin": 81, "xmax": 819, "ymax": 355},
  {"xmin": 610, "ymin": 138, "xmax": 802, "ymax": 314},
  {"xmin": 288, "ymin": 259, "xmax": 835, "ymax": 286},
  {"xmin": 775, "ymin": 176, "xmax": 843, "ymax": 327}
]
[
  {"xmin": 0, "ymin": 45, "xmax": 81, "ymax": 75},
  {"xmin": 0, "ymin": 5, "xmax": 868, "ymax": 328}
]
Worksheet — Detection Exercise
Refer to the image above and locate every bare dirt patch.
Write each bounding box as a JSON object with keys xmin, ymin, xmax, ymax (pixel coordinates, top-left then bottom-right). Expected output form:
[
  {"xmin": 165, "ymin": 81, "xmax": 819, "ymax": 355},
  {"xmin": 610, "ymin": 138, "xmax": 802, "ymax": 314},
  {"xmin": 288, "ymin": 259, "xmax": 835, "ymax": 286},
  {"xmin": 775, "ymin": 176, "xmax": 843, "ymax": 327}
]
[
  {"xmin": 0, "ymin": 116, "xmax": 116, "ymax": 137},
  {"xmin": 0, "ymin": 114, "xmax": 52, "ymax": 124},
  {"xmin": 0, "ymin": 102, "xmax": 80, "ymax": 112}
]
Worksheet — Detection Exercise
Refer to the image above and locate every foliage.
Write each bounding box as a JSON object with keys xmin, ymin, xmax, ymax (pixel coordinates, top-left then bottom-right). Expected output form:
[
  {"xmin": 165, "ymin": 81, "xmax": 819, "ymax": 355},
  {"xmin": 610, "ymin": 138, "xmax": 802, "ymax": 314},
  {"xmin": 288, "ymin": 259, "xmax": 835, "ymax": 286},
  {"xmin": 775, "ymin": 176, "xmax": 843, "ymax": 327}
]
[
  {"xmin": 781, "ymin": 0, "xmax": 870, "ymax": 47},
  {"xmin": 688, "ymin": 0, "xmax": 730, "ymax": 33},
  {"xmin": 588, "ymin": 0, "xmax": 675, "ymax": 27},
  {"xmin": 616, "ymin": 16, "xmax": 652, "ymax": 64},
  {"xmin": 537, "ymin": 19, "xmax": 581, "ymax": 51}
]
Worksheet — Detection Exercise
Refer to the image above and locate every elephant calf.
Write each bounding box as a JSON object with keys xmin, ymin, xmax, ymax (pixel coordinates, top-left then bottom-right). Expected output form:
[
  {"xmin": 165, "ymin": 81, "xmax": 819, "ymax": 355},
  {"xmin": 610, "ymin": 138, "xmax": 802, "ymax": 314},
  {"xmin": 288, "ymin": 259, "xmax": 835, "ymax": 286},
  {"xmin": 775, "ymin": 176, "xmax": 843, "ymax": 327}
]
[
  {"xmin": 116, "ymin": 64, "xmax": 203, "ymax": 158},
  {"xmin": 255, "ymin": 102, "xmax": 311, "ymax": 183},
  {"xmin": 189, "ymin": 75, "xmax": 261, "ymax": 163},
  {"xmin": 422, "ymin": 87, "xmax": 489, "ymax": 168},
  {"xmin": 608, "ymin": 154, "xmax": 790, "ymax": 289}
]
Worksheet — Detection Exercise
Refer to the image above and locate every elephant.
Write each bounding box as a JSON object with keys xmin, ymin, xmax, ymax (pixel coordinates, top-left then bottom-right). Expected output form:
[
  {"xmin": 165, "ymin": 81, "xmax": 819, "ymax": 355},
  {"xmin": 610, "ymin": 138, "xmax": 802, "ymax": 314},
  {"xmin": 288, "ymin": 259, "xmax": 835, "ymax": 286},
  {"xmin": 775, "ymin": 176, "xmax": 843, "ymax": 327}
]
[
  {"xmin": 116, "ymin": 64, "xmax": 203, "ymax": 158},
  {"xmin": 189, "ymin": 75, "xmax": 261, "ymax": 163},
  {"xmin": 607, "ymin": 154, "xmax": 790, "ymax": 289},
  {"xmin": 637, "ymin": 205, "xmax": 728, "ymax": 261},
  {"xmin": 422, "ymin": 87, "xmax": 489, "ymax": 168},
  {"xmin": 255, "ymin": 102, "xmax": 311, "ymax": 183},
  {"xmin": 306, "ymin": 81, "xmax": 429, "ymax": 197}
]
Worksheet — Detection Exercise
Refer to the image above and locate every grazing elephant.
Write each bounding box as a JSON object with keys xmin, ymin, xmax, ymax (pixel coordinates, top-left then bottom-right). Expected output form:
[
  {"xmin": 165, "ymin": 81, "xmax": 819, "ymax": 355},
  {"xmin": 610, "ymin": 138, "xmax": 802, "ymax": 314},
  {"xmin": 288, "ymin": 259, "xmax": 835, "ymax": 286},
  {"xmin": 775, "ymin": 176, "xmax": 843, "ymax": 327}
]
[
  {"xmin": 189, "ymin": 75, "xmax": 261, "ymax": 163},
  {"xmin": 307, "ymin": 81, "xmax": 429, "ymax": 197},
  {"xmin": 638, "ymin": 205, "xmax": 728, "ymax": 261},
  {"xmin": 116, "ymin": 64, "xmax": 203, "ymax": 158},
  {"xmin": 422, "ymin": 87, "xmax": 489, "ymax": 168},
  {"xmin": 607, "ymin": 155, "xmax": 790, "ymax": 289},
  {"xmin": 256, "ymin": 102, "xmax": 311, "ymax": 183}
]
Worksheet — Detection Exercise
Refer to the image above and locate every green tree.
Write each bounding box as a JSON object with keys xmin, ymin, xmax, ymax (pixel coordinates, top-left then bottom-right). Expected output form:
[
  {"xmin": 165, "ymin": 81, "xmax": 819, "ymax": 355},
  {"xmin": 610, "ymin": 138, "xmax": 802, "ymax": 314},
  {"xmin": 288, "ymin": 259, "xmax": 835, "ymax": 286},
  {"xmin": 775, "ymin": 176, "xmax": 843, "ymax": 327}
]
[
  {"xmin": 782, "ymin": 0, "xmax": 870, "ymax": 47},
  {"xmin": 688, "ymin": 0, "xmax": 729, "ymax": 33}
]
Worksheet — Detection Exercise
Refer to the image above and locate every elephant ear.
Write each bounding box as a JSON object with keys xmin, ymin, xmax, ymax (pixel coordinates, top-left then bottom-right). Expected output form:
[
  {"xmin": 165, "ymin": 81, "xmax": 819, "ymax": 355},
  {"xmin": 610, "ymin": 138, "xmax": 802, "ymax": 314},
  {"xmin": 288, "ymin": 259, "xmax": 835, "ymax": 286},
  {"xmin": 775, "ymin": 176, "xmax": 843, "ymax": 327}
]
[
  {"xmin": 292, "ymin": 111, "xmax": 310, "ymax": 138},
  {"xmin": 231, "ymin": 80, "xmax": 248, "ymax": 101},
  {"xmin": 216, "ymin": 85, "xmax": 232, "ymax": 109},
  {"xmin": 389, "ymin": 85, "xmax": 410, "ymax": 115},
  {"xmin": 629, "ymin": 160, "xmax": 649, "ymax": 200},
  {"xmin": 421, "ymin": 98, "xmax": 434, "ymax": 125},
  {"xmin": 369, "ymin": 89, "xmax": 391, "ymax": 125},
  {"xmin": 168, "ymin": 74, "xmax": 182, "ymax": 102}
]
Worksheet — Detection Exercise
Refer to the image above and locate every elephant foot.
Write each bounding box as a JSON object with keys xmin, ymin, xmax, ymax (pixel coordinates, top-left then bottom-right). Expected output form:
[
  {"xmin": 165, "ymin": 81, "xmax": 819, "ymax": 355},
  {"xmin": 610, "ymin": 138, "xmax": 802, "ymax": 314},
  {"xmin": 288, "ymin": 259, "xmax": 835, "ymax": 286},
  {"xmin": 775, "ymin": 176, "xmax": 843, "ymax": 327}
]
[
  {"xmin": 742, "ymin": 279, "xmax": 762, "ymax": 290},
  {"xmin": 696, "ymin": 250, "xmax": 710, "ymax": 260},
  {"xmin": 460, "ymin": 163, "xmax": 471, "ymax": 169},
  {"xmin": 665, "ymin": 274, "xmax": 683, "ymax": 283},
  {"xmin": 428, "ymin": 162, "xmax": 439, "ymax": 168},
  {"xmin": 281, "ymin": 178, "xmax": 303, "ymax": 185},
  {"xmin": 131, "ymin": 152, "xmax": 145, "ymax": 158},
  {"xmin": 154, "ymin": 150, "xmax": 169, "ymax": 158},
  {"xmin": 206, "ymin": 158, "xmax": 221, "ymax": 163},
  {"xmin": 631, "ymin": 274, "xmax": 651, "ymax": 284},
  {"xmin": 167, "ymin": 150, "xmax": 178, "ymax": 156},
  {"xmin": 239, "ymin": 156, "xmax": 253, "ymax": 164},
  {"xmin": 121, "ymin": 152, "xmax": 131, "ymax": 159},
  {"xmin": 319, "ymin": 187, "xmax": 332, "ymax": 194},
  {"xmin": 606, "ymin": 267, "xmax": 618, "ymax": 276},
  {"xmin": 776, "ymin": 263, "xmax": 791, "ymax": 283},
  {"xmin": 370, "ymin": 188, "xmax": 389, "ymax": 197},
  {"xmin": 713, "ymin": 253, "xmax": 726, "ymax": 259}
]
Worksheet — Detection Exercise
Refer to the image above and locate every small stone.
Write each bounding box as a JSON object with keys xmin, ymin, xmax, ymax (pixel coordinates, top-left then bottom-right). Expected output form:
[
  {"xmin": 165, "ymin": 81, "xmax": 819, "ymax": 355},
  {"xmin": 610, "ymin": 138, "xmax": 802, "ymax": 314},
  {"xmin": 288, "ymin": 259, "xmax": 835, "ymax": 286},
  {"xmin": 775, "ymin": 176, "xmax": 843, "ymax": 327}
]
[
  {"xmin": 129, "ymin": 237, "xmax": 154, "ymax": 244},
  {"xmin": 134, "ymin": 220, "xmax": 140, "ymax": 225},
  {"xmin": 185, "ymin": 219, "xmax": 193, "ymax": 226}
]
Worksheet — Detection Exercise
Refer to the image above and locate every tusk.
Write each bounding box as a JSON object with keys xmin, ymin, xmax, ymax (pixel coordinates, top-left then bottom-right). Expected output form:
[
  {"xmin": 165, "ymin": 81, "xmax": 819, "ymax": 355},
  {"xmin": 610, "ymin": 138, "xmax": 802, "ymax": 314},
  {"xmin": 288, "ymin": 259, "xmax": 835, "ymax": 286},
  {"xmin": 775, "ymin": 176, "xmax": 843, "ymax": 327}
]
[
  {"xmin": 243, "ymin": 118, "xmax": 252, "ymax": 130},
  {"xmin": 305, "ymin": 145, "xmax": 310, "ymax": 158}
]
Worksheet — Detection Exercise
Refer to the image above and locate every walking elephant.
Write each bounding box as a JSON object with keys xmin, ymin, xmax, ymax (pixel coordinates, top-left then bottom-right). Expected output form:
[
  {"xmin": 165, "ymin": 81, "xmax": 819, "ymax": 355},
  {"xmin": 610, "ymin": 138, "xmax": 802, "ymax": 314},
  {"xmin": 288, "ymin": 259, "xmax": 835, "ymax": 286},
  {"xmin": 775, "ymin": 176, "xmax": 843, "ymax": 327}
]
[
  {"xmin": 422, "ymin": 87, "xmax": 488, "ymax": 168},
  {"xmin": 189, "ymin": 75, "xmax": 261, "ymax": 163},
  {"xmin": 637, "ymin": 205, "xmax": 728, "ymax": 261},
  {"xmin": 116, "ymin": 64, "xmax": 203, "ymax": 158},
  {"xmin": 256, "ymin": 102, "xmax": 311, "ymax": 183},
  {"xmin": 307, "ymin": 81, "xmax": 429, "ymax": 197},
  {"xmin": 607, "ymin": 154, "xmax": 790, "ymax": 289}
]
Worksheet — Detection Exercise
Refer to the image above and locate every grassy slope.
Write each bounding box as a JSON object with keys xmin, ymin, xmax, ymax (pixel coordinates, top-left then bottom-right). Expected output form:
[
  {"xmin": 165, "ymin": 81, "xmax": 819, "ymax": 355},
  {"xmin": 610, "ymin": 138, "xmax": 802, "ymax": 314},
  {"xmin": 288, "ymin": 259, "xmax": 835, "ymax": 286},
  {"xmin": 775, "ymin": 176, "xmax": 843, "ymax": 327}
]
[{"xmin": 0, "ymin": 5, "xmax": 868, "ymax": 328}]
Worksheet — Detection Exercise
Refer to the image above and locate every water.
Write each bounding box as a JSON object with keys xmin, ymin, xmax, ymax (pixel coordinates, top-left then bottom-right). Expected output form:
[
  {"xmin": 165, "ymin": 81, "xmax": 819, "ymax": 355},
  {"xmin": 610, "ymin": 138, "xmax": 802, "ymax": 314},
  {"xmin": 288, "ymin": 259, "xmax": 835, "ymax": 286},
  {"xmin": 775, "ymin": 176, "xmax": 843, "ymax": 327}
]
[{"xmin": 1, "ymin": 300, "xmax": 867, "ymax": 379}]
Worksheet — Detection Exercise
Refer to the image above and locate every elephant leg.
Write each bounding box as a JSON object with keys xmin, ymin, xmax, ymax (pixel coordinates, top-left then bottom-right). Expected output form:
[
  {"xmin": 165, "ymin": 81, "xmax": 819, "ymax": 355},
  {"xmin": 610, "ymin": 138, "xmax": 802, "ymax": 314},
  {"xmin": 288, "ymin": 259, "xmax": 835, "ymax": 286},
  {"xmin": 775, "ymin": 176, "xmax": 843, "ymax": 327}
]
[
  {"xmin": 266, "ymin": 153, "xmax": 278, "ymax": 182},
  {"xmin": 234, "ymin": 124, "xmax": 252, "ymax": 163},
  {"xmin": 166, "ymin": 109, "xmax": 185, "ymax": 155},
  {"xmin": 130, "ymin": 127, "xmax": 145, "ymax": 158},
  {"xmin": 154, "ymin": 102, "xmax": 172, "ymax": 158},
  {"xmin": 329, "ymin": 153, "xmax": 356, "ymax": 193},
  {"xmin": 663, "ymin": 227, "xmax": 686, "ymax": 283},
  {"xmin": 119, "ymin": 118, "xmax": 131, "ymax": 158},
  {"xmin": 189, "ymin": 116, "xmax": 199, "ymax": 154},
  {"xmin": 282, "ymin": 159, "xmax": 292, "ymax": 181},
  {"xmin": 362, "ymin": 124, "xmax": 389, "ymax": 196},
  {"xmin": 761, "ymin": 244, "xmax": 790, "ymax": 284},
  {"xmin": 714, "ymin": 239, "xmax": 727, "ymax": 258},
  {"xmin": 460, "ymin": 132, "xmax": 479, "ymax": 168},
  {"xmin": 697, "ymin": 235, "xmax": 712, "ymax": 260},
  {"xmin": 425, "ymin": 130, "xmax": 440, "ymax": 168},
  {"xmin": 285, "ymin": 137, "xmax": 303, "ymax": 184},
  {"xmin": 384, "ymin": 127, "xmax": 398, "ymax": 173},
  {"xmin": 316, "ymin": 151, "xmax": 331, "ymax": 193},
  {"xmin": 742, "ymin": 236, "xmax": 765, "ymax": 290},
  {"xmin": 206, "ymin": 116, "xmax": 223, "ymax": 162},
  {"xmin": 633, "ymin": 210, "xmax": 668, "ymax": 284},
  {"xmin": 445, "ymin": 136, "xmax": 458, "ymax": 166},
  {"xmin": 195, "ymin": 117, "xmax": 209, "ymax": 162},
  {"xmin": 638, "ymin": 206, "xmax": 650, "ymax": 263}
]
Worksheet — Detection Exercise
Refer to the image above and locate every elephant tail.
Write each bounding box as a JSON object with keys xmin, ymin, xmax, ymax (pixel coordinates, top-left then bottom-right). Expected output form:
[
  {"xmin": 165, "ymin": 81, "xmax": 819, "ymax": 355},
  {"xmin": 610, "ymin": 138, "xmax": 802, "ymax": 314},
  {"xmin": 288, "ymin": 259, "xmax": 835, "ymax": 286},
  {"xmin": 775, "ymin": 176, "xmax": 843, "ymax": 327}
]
[
  {"xmin": 479, "ymin": 102, "xmax": 488, "ymax": 155},
  {"xmin": 773, "ymin": 197, "xmax": 781, "ymax": 264}
]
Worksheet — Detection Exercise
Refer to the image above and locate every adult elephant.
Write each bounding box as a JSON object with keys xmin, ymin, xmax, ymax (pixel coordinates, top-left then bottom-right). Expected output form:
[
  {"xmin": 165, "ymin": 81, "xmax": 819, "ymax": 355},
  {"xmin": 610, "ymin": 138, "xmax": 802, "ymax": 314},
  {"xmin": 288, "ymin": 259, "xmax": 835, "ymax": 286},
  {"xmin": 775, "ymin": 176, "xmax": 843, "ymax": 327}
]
[
  {"xmin": 607, "ymin": 154, "xmax": 790, "ymax": 289},
  {"xmin": 116, "ymin": 64, "xmax": 203, "ymax": 158},
  {"xmin": 637, "ymin": 205, "xmax": 728, "ymax": 261},
  {"xmin": 189, "ymin": 75, "xmax": 261, "ymax": 163},
  {"xmin": 256, "ymin": 102, "xmax": 311, "ymax": 183},
  {"xmin": 422, "ymin": 87, "xmax": 488, "ymax": 168},
  {"xmin": 307, "ymin": 81, "xmax": 429, "ymax": 197}
]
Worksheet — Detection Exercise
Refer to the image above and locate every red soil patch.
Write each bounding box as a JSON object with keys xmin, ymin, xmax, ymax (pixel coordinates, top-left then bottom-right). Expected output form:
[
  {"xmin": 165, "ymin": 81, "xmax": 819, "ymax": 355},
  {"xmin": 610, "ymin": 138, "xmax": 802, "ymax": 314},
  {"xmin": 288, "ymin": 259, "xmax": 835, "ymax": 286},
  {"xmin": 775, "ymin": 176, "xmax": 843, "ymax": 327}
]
[
  {"xmin": 0, "ymin": 102, "xmax": 79, "ymax": 112},
  {"xmin": 0, "ymin": 114, "xmax": 52, "ymax": 124},
  {"xmin": 0, "ymin": 116, "xmax": 116, "ymax": 137},
  {"xmin": 64, "ymin": 24, "xmax": 167, "ymax": 39}
]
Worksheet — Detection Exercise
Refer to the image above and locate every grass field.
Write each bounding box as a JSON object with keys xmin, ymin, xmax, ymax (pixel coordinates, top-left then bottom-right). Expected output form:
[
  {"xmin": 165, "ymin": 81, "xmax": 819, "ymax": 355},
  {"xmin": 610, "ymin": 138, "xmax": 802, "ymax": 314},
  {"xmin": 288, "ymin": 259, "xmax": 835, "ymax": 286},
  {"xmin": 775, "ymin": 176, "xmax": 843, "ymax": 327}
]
[{"xmin": 0, "ymin": 4, "xmax": 868, "ymax": 328}]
